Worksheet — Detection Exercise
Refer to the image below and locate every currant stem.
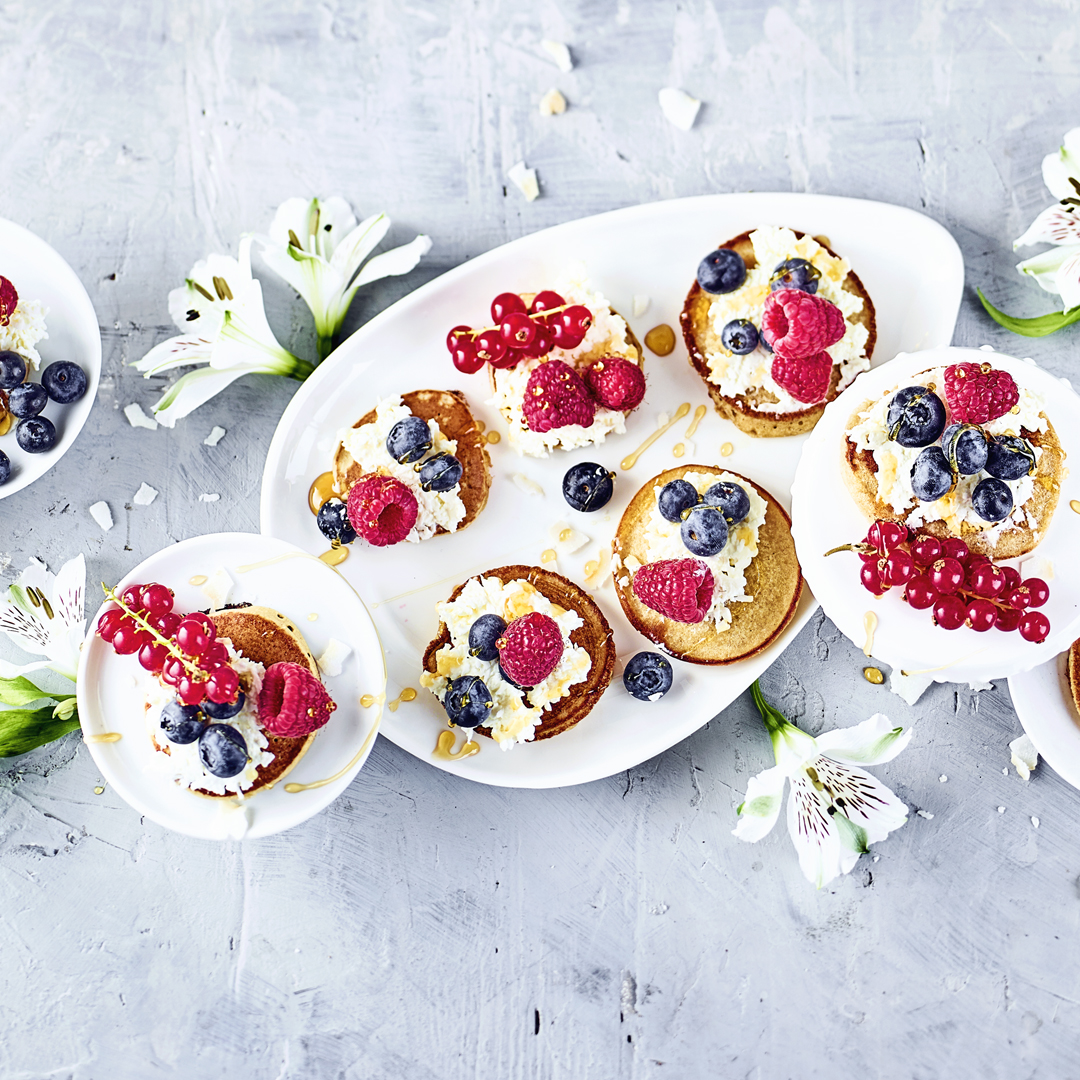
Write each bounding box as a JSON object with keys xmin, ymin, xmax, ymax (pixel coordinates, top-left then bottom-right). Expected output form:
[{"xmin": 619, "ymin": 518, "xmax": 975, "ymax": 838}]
[
  {"xmin": 466, "ymin": 302, "xmax": 578, "ymax": 338},
  {"xmin": 102, "ymin": 585, "xmax": 211, "ymax": 682}
]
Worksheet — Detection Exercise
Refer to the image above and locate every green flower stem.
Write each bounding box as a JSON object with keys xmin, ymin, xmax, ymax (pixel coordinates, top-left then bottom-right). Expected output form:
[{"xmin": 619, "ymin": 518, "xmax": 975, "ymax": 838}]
[
  {"xmin": 751, "ymin": 679, "xmax": 790, "ymax": 737},
  {"xmin": 977, "ymin": 288, "xmax": 1080, "ymax": 337},
  {"xmin": 316, "ymin": 332, "xmax": 335, "ymax": 363}
]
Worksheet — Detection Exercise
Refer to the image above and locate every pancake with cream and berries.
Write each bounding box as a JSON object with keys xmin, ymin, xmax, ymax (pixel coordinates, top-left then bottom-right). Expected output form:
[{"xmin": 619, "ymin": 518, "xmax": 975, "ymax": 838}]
[
  {"xmin": 315, "ymin": 389, "xmax": 491, "ymax": 550},
  {"xmin": 611, "ymin": 466, "xmax": 802, "ymax": 664},
  {"xmin": 445, "ymin": 267, "xmax": 645, "ymax": 457},
  {"xmin": 844, "ymin": 359, "xmax": 1063, "ymax": 558},
  {"xmin": 681, "ymin": 227, "xmax": 876, "ymax": 437},
  {"xmin": 420, "ymin": 565, "xmax": 615, "ymax": 746}
]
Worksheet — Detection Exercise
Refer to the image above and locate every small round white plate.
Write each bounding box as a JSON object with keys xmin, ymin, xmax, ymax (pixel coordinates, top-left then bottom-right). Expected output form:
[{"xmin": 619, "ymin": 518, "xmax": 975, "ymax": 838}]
[
  {"xmin": 792, "ymin": 346, "xmax": 1080, "ymax": 684},
  {"xmin": 0, "ymin": 217, "xmax": 101, "ymax": 499},
  {"xmin": 260, "ymin": 192, "xmax": 963, "ymax": 788},
  {"xmin": 1009, "ymin": 649, "xmax": 1080, "ymax": 790},
  {"xmin": 76, "ymin": 533, "xmax": 386, "ymax": 840}
]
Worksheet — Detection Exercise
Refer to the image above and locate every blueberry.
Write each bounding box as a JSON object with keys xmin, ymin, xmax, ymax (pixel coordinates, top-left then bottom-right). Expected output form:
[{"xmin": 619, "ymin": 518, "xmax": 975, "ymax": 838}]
[
  {"xmin": 203, "ymin": 690, "xmax": 246, "ymax": 721},
  {"xmin": 769, "ymin": 258, "xmax": 820, "ymax": 294},
  {"xmin": 16, "ymin": 416, "xmax": 56, "ymax": 454},
  {"xmin": 720, "ymin": 319, "xmax": 759, "ymax": 355},
  {"xmin": 941, "ymin": 423, "xmax": 988, "ymax": 476},
  {"xmin": 887, "ymin": 386, "xmax": 947, "ymax": 448},
  {"xmin": 658, "ymin": 479, "xmax": 700, "ymax": 523},
  {"xmin": 696, "ymin": 248, "xmax": 746, "ymax": 294},
  {"xmin": 160, "ymin": 700, "xmax": 207, "ymax": 744},
  {"xmin": 443, "ymin": 675, "xmax": 494, "ymax": 728},
  {"xmin": 418, "ymin": 451, "xmax": 463, "ymax": 492},
  {"xmin": 468, "ymin": 613, "xmax": 507, "ymax": 661},
  {"xmin": 681, "ymin": 504, "xmax": 729, "ymax": 556},
  {"xmin": 910, "ymin": 446, "xmax": 954, "ymax": 502},
  {"xmin": 623, "ymin": 652, "xmax": 673, "ymax": 701},
  {"xmin": 385, "ymin": 415, "xmax": 432, "ymax": 463},
  {"xmin": 316, "ymin": 498, "xmax": 357, "ymax": 544},
  {"xmin": 985, "ymin": 435, "xmax": 1035, "ymax": 481},
  {"xmin": 40, "ymin": 360, "xmax": 87, "ymax": 404},
  {"xmin": 971, "ymin": 477, "xmax": 1014, "ymax": 523},
  {"xmin": 0, "ymin": 450, "xmax": 9, "ymax": 485},
  {"xmin": 562, "ymin": 461, "xmax": 615, "ymax": 512},
  {"xmin": 703, "ymin": 481, "xmax": 750, "ymax": 525},
  {"xmin": 8, "ymin": 382, "xmax": 47, "ymax": 418},
  {"xmin": 198, "ymin": 724, "xmax": 249, "ymax": 778},
  {"xmin": 0, "ymin": 350, "xmax": 26, "ymax": 389}
]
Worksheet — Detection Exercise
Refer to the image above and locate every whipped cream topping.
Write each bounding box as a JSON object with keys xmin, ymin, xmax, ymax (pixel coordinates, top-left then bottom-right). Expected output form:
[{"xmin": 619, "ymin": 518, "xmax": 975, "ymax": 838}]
[
  {"xmin": 628, "ymin": 471, "xmax": 768, "ymax": 630},
  {"xmin": 847, "ymin": 366, "xmax": 1049, "ymax": 546},
  {"xmin": 489, "ymin": 266, "xmax": 638, "ymax": 457},
  {"xmin": 338, "ymin": 396, "xmax": 466, "ymax": 541},
  {"xmin": 0, "ymin": 298, "xmax": 48, "ymax": 370},
  {"xmin": 703, "ymin": 227, "xmax": 870, "ymax": 415},
  {"xmin": 420, "ymin": 575, "xmax": 592, "ymax": 749},
  {"xmin": 144, "ymin": 639, "xmax": 271, "ymax": 797}
]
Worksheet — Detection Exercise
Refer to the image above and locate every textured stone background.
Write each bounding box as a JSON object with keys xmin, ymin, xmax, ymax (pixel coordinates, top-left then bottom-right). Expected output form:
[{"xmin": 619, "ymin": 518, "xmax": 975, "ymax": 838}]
[{"xmin": 2, "ymin": 2, "xmax": 1079, "ymax": 1077}]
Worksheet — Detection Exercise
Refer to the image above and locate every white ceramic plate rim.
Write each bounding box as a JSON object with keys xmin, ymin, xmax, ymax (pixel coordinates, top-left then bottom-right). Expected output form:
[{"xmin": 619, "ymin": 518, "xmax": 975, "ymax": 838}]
[{"xmin": 1009, "ymin": 652, "xmax": 1080, "ymax": 790}]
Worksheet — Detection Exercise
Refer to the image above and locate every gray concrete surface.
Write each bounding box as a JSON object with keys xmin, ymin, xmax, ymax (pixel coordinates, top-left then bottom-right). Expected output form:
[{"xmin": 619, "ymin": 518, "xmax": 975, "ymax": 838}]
[{"xmin": 2, "ymin": 2, "xmax": 1080, "ymax": 1077}]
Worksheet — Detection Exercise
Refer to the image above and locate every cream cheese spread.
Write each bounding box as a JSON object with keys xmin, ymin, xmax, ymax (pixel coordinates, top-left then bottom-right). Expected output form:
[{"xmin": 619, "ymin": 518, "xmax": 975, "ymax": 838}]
[{"xmin": 0, "ymin": 297, "xmax": 47, "ymax": 370}]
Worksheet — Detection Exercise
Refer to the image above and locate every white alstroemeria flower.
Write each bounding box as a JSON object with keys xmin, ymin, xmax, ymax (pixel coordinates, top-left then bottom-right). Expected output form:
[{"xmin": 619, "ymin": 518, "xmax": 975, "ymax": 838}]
[
  {"xmin": 256, "ymin": 196, "xmax": 432, "ymax": 360},
  {"xmin": 1041, "ymin": 126, "xmax": 1080, "ymax": 201},
  {"xmin": 131, "ymin": 236, "xmax": 314, "ymax": 427},
  {"xmin": 734, "ymin": 681, "xmax": 912, "ymax": 888},
  {"xmin": 0, "ymin": 555, "xmax": 85, "ymax": 682}
]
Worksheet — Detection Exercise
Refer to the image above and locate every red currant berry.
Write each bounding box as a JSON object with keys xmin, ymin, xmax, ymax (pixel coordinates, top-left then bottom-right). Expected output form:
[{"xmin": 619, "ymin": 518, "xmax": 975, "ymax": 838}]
[
  {"xmin": 549, "ymin": 321, "xmax": 586, "ymax": 350},
  {"xmin": 910, "ymin": 534, "xmax": 942, "ymax": 566},
  {"xmin": 121, "ymin": 585, "xmax": 145, "ymax": 611},
  {"xmin": 139, "ymin": 582, "xmax": 174, "ymax": 617},
  {"xmin": 965, "ymin": 598, "xmax": 998, "ymax": 632},
  {"xmin": 967, "ymin": 563, "xmax": 1006, "ymax": 599},
  {"xmin": 489, "ymin": 346, "xmax": 523, "ymax": 370},
  {"xmin": 1022, "ymin": 578, "xmax": 1050, "ymax": 608},
  {"xmin": 97, "ymin": 608, "xmax": 125, "ymax": 642},
  {"xmin": 500, "ymin": 312, "xmax": 537, "ymax": 348},
  {"xmin": 206, "ymin": 666, "xmax": 240, "ymax": 705},
  {"xmin": 929, "ymin": 557, "xmax": 965, "ymax": 595},
  {"xmin": 474, "ymin": 329, "xmax": 508, "ymax": 365},
  {"xmin": 138, "ymin": 641, "xmax": 169, "ymax": 674},
  {"xmin": 149, "ymin": 611, "xmax": 182, "ymax": 638},
  {"xmin": 162, "ymin": 656, "xmax": 186, "ymax": 686},
  {"xmin": 111, "ymin": 623, "xmax": 143, "ymax": 655},
  {"xmin": 176, "ymin": 618, "xmax": 210, "ymax": 656},
  {"xmin": 529, "ymin": 290, "xmax": 565, "ymax": 314},
  {"xmin": 867, "ymin": 520, "xmax": 908, "ymax": 554},
  {"xmin": 940, "ymin": 537, "xmax": 970, "ymax": 564},
  {"xmin": 904, "ymin": 575, "xmax": 938, "ymax": 610},
  {"xmin": 491, "ymin": 292, "xmax": 527, "ymax": 323},
  {"xmin": 1003, "ymin": 586, "xmax": 1032, "ymax": 611},
  {"xmin": 933, "ymin": 594, "xmax": 967, "ymax": 630},
  {"xmin": 1018, "ymin": 610, "xmax": 1051, "ymax": 643},
  {"xmin": 521, "ymin": 325, "xmax": 554, "ymax": 359},
  {"xmin": 1000, "ymin": 566, "xmax": 1022, "ymax": 589},
  {"xmin": 560, "ymin": 304, "xmax": 593, "ymax": 337},
  {"xmin": 881, "ymin": 549, "xmax": 916, "ymax": 587},
  {"xmin": 995, "ymin": 606, "xmax": 1023, "ymax": 632},
  {"xmin": 177, "ymin": 677, "xmax": 207, "ymax": 707},
  {"xmin": 860, "ymin": 562, "xmax": 886, "ymax": 596},
  {"xmin": 446, "ymin": 325, "xmax": 472, "ymax": 354},
  {"xmin": 451, "ymin": 339, "xmax": 485, "ymax": 375},
  {"xmin": 204, "ymin": 641, "xmax": 230, "ymax": 668}
]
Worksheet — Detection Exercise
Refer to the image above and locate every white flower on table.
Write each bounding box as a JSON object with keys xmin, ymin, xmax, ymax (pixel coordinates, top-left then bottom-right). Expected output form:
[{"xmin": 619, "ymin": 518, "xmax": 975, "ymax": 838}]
[
  {"xmin": 734, "ymin": 681, "xmax": 912, "ymax": 888},
  {"xmin": 255, "ymin": 196, "xmax": 431, "ymax": 361},
  {"xmin": 131, "ymin": 236, "xmax": 314, "ymax": 427}
]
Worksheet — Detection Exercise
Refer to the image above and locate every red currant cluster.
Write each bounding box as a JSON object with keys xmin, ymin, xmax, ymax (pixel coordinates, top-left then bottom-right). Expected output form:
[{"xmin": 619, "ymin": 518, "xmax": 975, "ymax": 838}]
[
  {"xmin": 833, "ymin": 520, "xmax": 1052, "ymax": 643},
  {"xmin": 96, "ymin": 582, "xmax": 241, "ymax": 707},
  {"xmin": 447, "ymin": 291, "xmax": 593, "ymax": 374}
]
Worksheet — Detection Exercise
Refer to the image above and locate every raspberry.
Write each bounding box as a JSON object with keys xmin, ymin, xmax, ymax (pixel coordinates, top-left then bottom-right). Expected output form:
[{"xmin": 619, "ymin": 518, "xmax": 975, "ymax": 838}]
[
  {"xmin": 771, "ymin": 350, "xmax": 833, "ymax": 404},
  {"xmin": 258, "ymin": 661, "xmax": 337, "ymax": 738},
  {"xmin": 497, "ymin": 612, "xmax": 564, "ymax": 686},
  {"xmin": 942, "ymin": 363, "xmax": 1019, "ymax": 424},
  {"xmin": 346, "ymin": 474, "xmax": 418, "ymax": 546},
  {"xmin": 631, "ymin": 558, "xmax": 715, "ymax": 624},
  {"xmin": 584, "ymin": 356, "xmax": 646, "ymax": 411},
  {"xmin": 760, "ymin": 289, "xmax": 846, "ymax": 359},
  {"xmin": 0, "ymin": 276, "xmax": 16, "ymax": 327},
  {"xmin": 521, "ymin": 360, "xmax": 596, "ymax": 432}
]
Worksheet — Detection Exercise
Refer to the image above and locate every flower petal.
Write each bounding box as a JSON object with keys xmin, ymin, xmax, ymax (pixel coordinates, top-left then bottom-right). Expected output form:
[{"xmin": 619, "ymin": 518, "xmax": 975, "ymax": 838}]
[
  {"xmin": 131, "ymin": 335, "xmax": 215, "ymax": 376},
  {"xmin": 1042, "ymin": 127, "xmax": 1080, "ymax": 200},
  {"xmin": 811, "ymin": 756, "xmax": 909, "ymax": 847},
  {"xmin": 814, "ymin": 713, "xmax": 912, "ymax": 766},
  {"xmin": 1054, "ymin": 248, "xmax": 1080, "ymax": 312},
  {"xmin": 1014, "ymin": 205, "xmax": 1080, "ymax": 249},
  {"xmin": 51, "ymin": 554, "xmax": 85, "ymax": 632},
  {"xmin": 786, "ymin": 774, "xmax": 846, "ymax": 888},
  {"xmin": 769, "ymin": 720, "xmax": 818, "ymax": 773},
  {"xmin": 151, "ymin": 366, "xmax": 255, "ymax": 428},
  {"xmin": 329, "ymin": 212, "xmax": 391, "ymax": 281},
  {"xmin": 733, "ymin": 764, "xmax": 787, "ymax": 842},
  {"xmin": 1016, "ymin": 244, "xmax": 1079, "ymax": 295},
  {"xmin": 310, "ymin": 196, "xmax": 358, "ymax": 260},
  {"xmin": 268, "ymin": 197, "xmax": 318, "ymax": 248},
  {"xmin": 350, "ymin": 233, "xmax": 433, "ymax": 290}
]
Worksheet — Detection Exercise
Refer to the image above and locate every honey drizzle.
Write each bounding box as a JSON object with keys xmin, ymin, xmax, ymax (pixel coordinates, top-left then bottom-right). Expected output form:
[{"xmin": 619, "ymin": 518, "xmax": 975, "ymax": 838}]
[
  {"xmin": 685, "ymin": 404, "xmax": 707, "ymax": 439},
  {"xmin": 236, "ymin": 551, "xmax": 311, "ymax": 573},
  {"xmin": 862, "ymin": 611, "xmax": 878, "ymax": 657},
  {"xmin": 85, "ymin": 732, "xmax": 122, "ymax": 744},
  {"xmin": 387, "ymin": 687, "xmax": 417, "ymax": 712},
  {"xmin": 486, "ymin": 431, "xmax": 501, "ymax": 445},
  {"xmin": 863, "ymin": 667, "xmax": 884, "ymax": 685},
  {"xmin": 308, "ymin": 471, "xmax": 339, "ymax": 515},
  {"xmin": 620, "ymin": 403, "xmax": 691, "ymax": 470},
  {"xmin": 433, "ymin": 728, "xmax": 481, "ymax": 761},
  {"xmin": 284, "ymin": 718, "xmax": 382, "ymax": 794},
  {"xmin": 1071, "ymin": 499, "xmax": 1080, "ymax": 514},
  {"xmin": 319, "ymin": 546, "xmax": 349, "ymax": 567},
  {"xmin": 672, "ymin": 443, "xmax": 685, "ymax": 458},
  {"xmin": 643, "ymin": 323, "xmax": 676, "ymax": 356},
  {"xmin": 188, "ymin": 574, "xmax": 208, "ymax": 586},
  {"xmin": 720, "ymin": 442, "xmax": 734, "ymax": 457},
  {"xmin": 541, "ymin": 548, "xmax": 557, "ymax": 563},
  {"xmin": 0, "ymin": 412, "xmax": 11, "ymax": 437}
]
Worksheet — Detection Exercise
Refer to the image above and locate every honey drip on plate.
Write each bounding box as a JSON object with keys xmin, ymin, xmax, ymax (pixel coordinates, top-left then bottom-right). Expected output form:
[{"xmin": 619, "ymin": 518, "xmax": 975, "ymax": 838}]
[
  {"xmin": 685, "ymin": 404, "xmax": 707, "ymax": 439},
  {"xmin": 541, "ymin": 548, "xmax": 557, "ymax": 563},
  {"xmin": 862, "ymin": 611, "xmax": 877, "ymax": 657},
  {"xmin": 1071, "ymin": 499, "xmax": 1080, "ymax": 514},
  {"xmin": 558, "ymin": 528, "xmax": 572, "ymax": 542},
  {"xmin": 486, "ymin": 431, "xmax": 501, "ymax": 445},
  {"xmin": 360, "ymin": 694, "xmax": 376, "ymax": 708},
  {"xmin": 584, "ymin": 560, "xmax": 599, "ymax": 576},
  {"xmin": 307, "ymin": 613, "xmax": 318, "ymax": 621},
  {"xmin": 319, "ymin": 545, "xmax": 349, "ymax": 567},
  {"xmin": 644, "ymin": 323, "xmax": 676, "ymax": 356},
  {"xmin": 863, "ymin": 667, "xmax": 884, "ymax": 685},
  {"xmin": 308, "ymin": 471, "xmax": 339, "ymax": 515},
  {"xmin": 433, "ymin": 729, "xmax": 481, "ymax": 761},
  {"xmin": 93, "ymin": 785, "xmax": 105, "ymax": 795},
  {"xmin": 0, "ymin": 412, "xmax": 11, "ymax": 437},
  {"xmin": 284, "ymin": 719, "xmax": 381, "ymax": 794},
  {"xmin": 387, "ymin": 687, "xmax": 417, "ymax": 712},
  {"xmin": 237, "ymin": 551, "xmax": 311, "ymax": 573},
  {"xmin": 475, "ymin": 420, "xmax": 486, "ymax": 433},
  {"xmin": 188, "ymin": 574, "xmax": 208, "ymax": 586},
  {"xmin": 720, "ymin": 442, "xmax": 734, "ymax": 457},
  {"xmin": 85, "ymin": 732, "xmax": 122, "ymax": 744},
  {"xmin": 672, "ymin": 443, "xmax": 685, "ymax": 458},
  {"xmin": 620, "ymin": 403, "xmax": 690, "ymax": 470}
]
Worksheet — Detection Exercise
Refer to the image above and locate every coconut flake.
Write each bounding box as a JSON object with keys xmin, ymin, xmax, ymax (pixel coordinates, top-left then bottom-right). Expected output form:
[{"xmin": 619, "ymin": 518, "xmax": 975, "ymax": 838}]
[
  {"xmin": 658, "ymin": 87, "xmax": 701, "ymax": 131},
  {"xmin": 512, "ymin": 472, "xmax": 544, "ymax": 497},
  {"xmin": 132, "ymin": 482, "xmax": 158, "ymax": 506},
  {"xmin": 549, "ymin": 520, "xmax": 589, "ymax": 555},
  {"xmin": 89, "ymin": 501, "xmax": 113, "ymax": 531},
  {"xmin": 1009, "ymin": 733, "xmax": 1039, "ymax": 781},
  {"xmin": 539, "ymin": 88, "xmax": 567, "ymax": 116},
  {"xmin": 204, "ymin": 426, "xmax": 226, "ymax": 447},
  {"xmin": 889, "ymin": 669, "xmax": 932, "ymax": 706},
  {"xmin": 201, "ymin": 567, "xmax": 234, "ymax": 611},
  {"xmin": 124, "ymin": 402, "xmax": 158, "ymax": 431},
  {"xmin": 541, "ymin": 39, "xmax": 573, "ymax": 72},
  {"xmin": 198, "ymin": 493, "xmax": 220, "ymax": 503},
  {"xmin": 507, "ymin": 161, "xmax": 540, "ymax": 202},
  {"xmin": 316, "ymin": 637, "xmax": 352, "ymax": 678},
  {"xmin": 916, "ymin": 809, "xmax": 934, "ymax": 820},
  {"xmin": 633, "ymin": 295, "xmax": 651, "ymax": 318},
  {"xmin": 1031, "ymin": 816, "xmax": 1041, "ymax": 829}
]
